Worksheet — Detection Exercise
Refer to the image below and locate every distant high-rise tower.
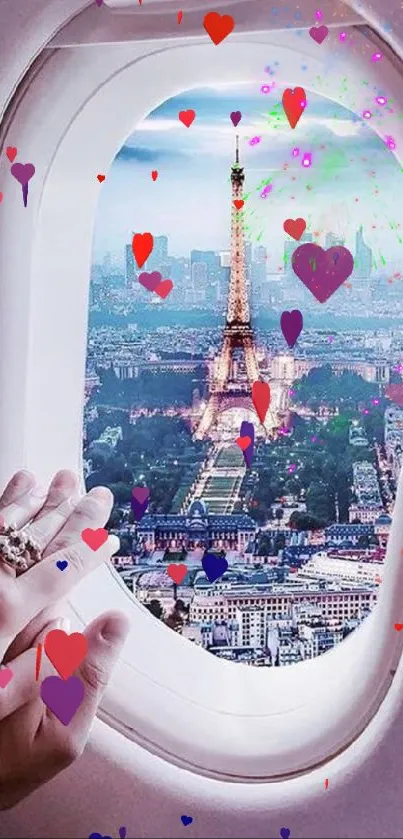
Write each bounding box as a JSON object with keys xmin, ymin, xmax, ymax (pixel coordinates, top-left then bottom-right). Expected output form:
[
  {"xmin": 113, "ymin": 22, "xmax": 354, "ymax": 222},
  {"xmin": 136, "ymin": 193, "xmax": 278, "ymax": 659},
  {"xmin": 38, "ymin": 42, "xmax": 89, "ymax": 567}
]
[
  {"xmin": 353, "ymin": 226, "xmax": 372, "ymax": 278},
  {"xmin": 125, "ymin": 243, "xmax": 135, "ymax": 288},
  {"xmin": 147, "ymin": 235, "xmax": 169, "ymax": 271},
  {"xmin": 195, "ymin": 137, "xmax": 275, "ymax": 440},
  {"xmin": 325, "ymin": 232, "xmax": 345, "ymax": 249}
]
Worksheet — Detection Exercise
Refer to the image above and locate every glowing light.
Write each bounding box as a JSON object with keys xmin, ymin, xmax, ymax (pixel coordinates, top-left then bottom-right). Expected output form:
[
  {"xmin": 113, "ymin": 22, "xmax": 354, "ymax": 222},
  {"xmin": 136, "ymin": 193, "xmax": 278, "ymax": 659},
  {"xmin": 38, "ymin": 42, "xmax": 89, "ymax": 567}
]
[
  {"xmin": 300, "ymin": 100, "xmax": 307, "ymax": 109},
  {"xmin": 292, "ymin": 147, "xmax": 300, "ymax": 157},
  {"xmin": 375, "ymin": 96, "xmax": 387, "ymax": 105},
  {"xmin": 261, "ymin": 84, "xmax": 271, "ymax": 94},
  {"xmin": 302, "ymin": 153, "xmax": 312, "ymax": 168},
  {"xmin": 386, "ymin": 135, "xmax": 396, "ymax": 150},
  {"xmin": 362, "ymin": 110, "xmax": 372, "ymax": 119},
  {"xmin": 249, "ymin": 136, "xmax": 261, "ymax": 146},
  {"xmin": 315, "ymin": 9, "xmax": 323, "ymax": 19},
  {"xmin": 372, "ymin": 52, "xmax": 382, "ymax": 61},
  {"xmin": 339, "ymin": 32, "xmax": 347, "ymax": 41},
  {"xmin": 260, "ymin": 184, "xmax": 273, "ymax": 198}
]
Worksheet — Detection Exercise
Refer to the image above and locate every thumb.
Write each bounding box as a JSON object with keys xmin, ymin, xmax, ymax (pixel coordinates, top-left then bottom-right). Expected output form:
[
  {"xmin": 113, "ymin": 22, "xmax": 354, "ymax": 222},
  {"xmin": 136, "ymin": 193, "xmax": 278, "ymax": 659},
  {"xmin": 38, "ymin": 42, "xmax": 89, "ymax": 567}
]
[{"xmin": 68, "ymin": 611, "xmax": 130, "ymax": 742}]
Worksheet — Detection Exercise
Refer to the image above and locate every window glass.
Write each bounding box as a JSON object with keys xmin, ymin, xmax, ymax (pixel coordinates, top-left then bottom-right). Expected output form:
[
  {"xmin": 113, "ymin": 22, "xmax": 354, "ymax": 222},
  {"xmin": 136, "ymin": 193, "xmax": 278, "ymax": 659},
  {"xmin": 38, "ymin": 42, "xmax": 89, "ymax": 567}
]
[{"xmin": 84, "ymin": 81, "xmax": 400, "ymax": 668}]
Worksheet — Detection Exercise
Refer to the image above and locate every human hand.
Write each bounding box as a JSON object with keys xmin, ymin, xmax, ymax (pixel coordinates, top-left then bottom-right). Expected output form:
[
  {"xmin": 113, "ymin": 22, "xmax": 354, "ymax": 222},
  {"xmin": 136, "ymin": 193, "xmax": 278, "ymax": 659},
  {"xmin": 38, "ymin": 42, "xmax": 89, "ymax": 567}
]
[{"xmin": 0, "ymin": 469, "xmax": 130, "ymax": 810}]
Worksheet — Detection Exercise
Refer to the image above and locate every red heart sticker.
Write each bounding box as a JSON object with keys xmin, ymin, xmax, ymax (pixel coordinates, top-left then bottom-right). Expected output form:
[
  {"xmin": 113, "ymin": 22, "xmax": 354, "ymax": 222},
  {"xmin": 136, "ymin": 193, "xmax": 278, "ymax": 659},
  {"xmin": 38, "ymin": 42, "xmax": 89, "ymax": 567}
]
[
  {"xmin": 283, "ymin": 217, "xmax": 306, "ymax": 241},
  {"xmin": 395, "ymin": 623, "xmax": 403, "ymax": 631},
  {"xmin": 234, "ymin": 199, "xmax": 244, "ymax": 210},
  {"xmin": 0, "ymin": 193, "xmax": 3, "ymax": 203},
  {"xmin": 155, "ymin": 279, "xmax": 173, "ymax": 299},
  {"xmin": 167, "ymin": 563, "xmax": 188, "ymax": 584},
  {"xmin": 6, "ymin": 146, "xmax": 17, "ymax": 163},
  {"xmin": 179, "ymin": 110, "xmax": 196, "ymax": 128},
  {"xmin": 252, "ymin": 381, "xmax": 271, "ymax": 424},
  {"xmin": 151, "ymin": 170, "xmax": 158, "ymax": 181},
  {"xmin": 132, "ymin": 232, "xmax": 154, "ymax": 268},
  {"xmin": 97, "ymin": 174, "xmax": 105, "ymax": 183},
  {"xmin": 44, "ymin": 630, "xmax": 88, "ymax": 680},
  {"xmin": 81, "ymin": 528, "xmax": 108, "ymax": 551},
  {"xmin": 203, "ymin": 11, "xmax": 234, "ymax": 45},
  {"xmin": 282, "ymin": 87, "xmax": 307, "ymax": 129},
  {"xmin": 236, "ymin": 435, "xmax": 252, "ymax": 451}
]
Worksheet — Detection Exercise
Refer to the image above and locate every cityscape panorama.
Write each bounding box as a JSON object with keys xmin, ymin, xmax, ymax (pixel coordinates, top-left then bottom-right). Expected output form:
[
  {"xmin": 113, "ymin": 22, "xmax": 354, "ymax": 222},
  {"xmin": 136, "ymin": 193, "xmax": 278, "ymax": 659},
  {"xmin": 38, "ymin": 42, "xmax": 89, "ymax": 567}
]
[{"xmin": 84, "ymin": 83, "xmax": 403, "ymax": 668}]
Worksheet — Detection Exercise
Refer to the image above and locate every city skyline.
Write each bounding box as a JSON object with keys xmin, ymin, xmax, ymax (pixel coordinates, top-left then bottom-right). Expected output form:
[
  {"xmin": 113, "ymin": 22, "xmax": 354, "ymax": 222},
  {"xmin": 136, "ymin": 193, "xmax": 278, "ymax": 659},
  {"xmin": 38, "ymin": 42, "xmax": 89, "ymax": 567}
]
[{"xmin": 92, "ymin": 83, "xmax": 403, "ymax": 273}]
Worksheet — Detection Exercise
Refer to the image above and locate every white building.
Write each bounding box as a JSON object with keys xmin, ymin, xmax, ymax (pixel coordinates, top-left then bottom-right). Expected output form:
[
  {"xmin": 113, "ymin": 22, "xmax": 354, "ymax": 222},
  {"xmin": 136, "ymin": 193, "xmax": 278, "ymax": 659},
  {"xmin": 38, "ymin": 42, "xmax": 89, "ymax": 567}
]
[
  {"xmin": 189, "ymin": 583, "xmax": 377, "ymax": 626},
  {"xmin": 298, "ymin": 552, "xmax": 383, "ymax": 585}
]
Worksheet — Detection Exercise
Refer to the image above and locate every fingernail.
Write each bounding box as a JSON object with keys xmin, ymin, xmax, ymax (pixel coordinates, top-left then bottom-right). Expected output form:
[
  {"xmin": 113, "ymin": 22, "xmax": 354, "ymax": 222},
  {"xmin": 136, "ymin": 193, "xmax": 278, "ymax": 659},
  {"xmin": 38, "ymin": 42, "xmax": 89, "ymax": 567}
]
[
  {"xmin": 100, "ymin": 613, "xmax": 130, "ymax": 643},
  {"xmin": 52, "ymin": 471, "xmax": 77, "ymax": 489},
  {"xmin": 89, "ymin": 486, "xmax": 113, "ymax": 501}
]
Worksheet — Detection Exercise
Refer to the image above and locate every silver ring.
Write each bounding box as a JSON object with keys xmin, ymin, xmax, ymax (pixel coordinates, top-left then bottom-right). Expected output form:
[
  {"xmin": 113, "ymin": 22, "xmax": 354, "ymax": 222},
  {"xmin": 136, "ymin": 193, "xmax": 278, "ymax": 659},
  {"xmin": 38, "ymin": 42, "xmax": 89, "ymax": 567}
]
[{"xmin": 0, "ymin": 523, "xmax": 42, "ymax": 576}]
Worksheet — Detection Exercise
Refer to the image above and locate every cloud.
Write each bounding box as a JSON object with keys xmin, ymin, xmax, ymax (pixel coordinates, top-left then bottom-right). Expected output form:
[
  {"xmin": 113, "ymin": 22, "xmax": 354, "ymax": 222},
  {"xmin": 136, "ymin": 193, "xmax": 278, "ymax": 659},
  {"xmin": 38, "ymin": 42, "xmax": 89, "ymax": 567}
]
[
  {"xmin": 116, "ymin": 146, "xmax": 158, "ymax": 162},
  {"xmin": 115, "ymin": 144, "xmax": 189, "ymax": 165}
]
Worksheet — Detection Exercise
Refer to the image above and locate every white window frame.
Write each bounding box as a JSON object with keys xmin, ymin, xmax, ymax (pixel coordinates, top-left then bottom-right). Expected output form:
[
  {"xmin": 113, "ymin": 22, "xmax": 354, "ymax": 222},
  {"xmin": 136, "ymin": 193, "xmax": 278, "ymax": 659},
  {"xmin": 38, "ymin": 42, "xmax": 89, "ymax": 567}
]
[{"xmin": 1, "ymin": 24, "xmax": 403, "ymax": 781}]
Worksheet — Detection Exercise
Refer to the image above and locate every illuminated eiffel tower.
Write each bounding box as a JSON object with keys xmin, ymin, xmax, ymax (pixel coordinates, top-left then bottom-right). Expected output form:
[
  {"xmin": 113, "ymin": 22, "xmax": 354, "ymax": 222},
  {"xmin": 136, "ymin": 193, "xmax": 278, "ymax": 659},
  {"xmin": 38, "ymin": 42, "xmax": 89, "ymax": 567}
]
[{"xmin": 195, "ymin": 136, "xmax": 275, "ymax": 440}]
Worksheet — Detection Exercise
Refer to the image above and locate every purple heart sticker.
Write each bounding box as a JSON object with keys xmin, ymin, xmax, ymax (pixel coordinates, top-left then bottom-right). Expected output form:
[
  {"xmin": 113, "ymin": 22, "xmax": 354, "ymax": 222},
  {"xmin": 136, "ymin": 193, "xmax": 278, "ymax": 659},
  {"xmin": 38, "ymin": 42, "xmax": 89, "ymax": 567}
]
[
  {"xmin": 291, "ymin": 243, "xmax": 354, "ymax": 303},
  {"xmin": 138, "ymin": 271, "xmax": 162, "ymax": 292},
  {"xmin": 202, "ymin": 552, "xmax": 228, "ymax": 584},
  {"xmin": 280, "ymin": 831, "xmax": 290, "ymax": 839},
  {"xmin": 40, "ymin": 675, "xmax": 84, "ymax": 726},
  {"xmin": 309, "ymin": 24, "xmax": 329, "ymax": 44},
  {"xmin": 10, "ymin": 162, "xmax": 35, "ymax": 207},
  {"xmin": 230, "ymin": 111, "xmax": 242, "ymax": 127},
  {"xmin": 240, "ymin": 420, "xmax": 254, "ymax": 469},
  {"xmin": 280, "ymin": 309, "xmax": 303, "ymax": 348},
  {"xmin": 131, "ymin": 486, "xmax": 150, "ymax": 522}
]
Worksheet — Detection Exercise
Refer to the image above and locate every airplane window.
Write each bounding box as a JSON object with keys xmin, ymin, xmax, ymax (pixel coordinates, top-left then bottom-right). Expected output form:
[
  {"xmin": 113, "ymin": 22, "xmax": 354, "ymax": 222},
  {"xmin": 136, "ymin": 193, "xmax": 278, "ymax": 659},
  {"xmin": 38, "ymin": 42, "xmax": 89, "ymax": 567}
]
[{"xmin": 83, "ymin": 79, "xmax": 400, "ymax": 671}]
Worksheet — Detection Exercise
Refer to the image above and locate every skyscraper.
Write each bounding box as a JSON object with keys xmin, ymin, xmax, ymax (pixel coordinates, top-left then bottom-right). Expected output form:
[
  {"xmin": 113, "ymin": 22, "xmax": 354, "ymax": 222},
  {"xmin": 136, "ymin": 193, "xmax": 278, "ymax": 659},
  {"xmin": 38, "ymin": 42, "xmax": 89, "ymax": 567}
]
[
  {"xmin": 147, "ymin": 235, "xmax": 169, "ymax": 271},
  {"xmin": 325, "ymin": 232, "xmax": 345, "ymax": 249},
  {"xmin": 191, "ymin": 250, "xmax": 219, "ymax": 270},
  {"xmin": 125, "ymin": 243, "xmax": 135, "ymax": 288},
  {"xmin": 353, "ymin": 226, "xmax": 372, "ymax": 278}
]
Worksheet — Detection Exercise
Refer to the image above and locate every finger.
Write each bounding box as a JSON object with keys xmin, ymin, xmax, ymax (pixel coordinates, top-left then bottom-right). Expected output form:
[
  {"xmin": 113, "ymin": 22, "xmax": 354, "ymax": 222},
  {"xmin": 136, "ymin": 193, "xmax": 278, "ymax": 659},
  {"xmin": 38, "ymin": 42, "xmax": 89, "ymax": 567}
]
[
  {"xmin": 2, "ymin": 605, "xmax": 62, "ymax": 663},
  {"xmin": 25, "ymin": 471, "xmax": 80, "ymax": 552},
  {"xmin": 0, "ymin": 470, "xmax": 35, "ymax": 507},
  {"xmin": 13, "ymin": 535, "xmax": 119, "ymax": 633},
  {"xmin": 0, "ymin": 618, "xmax": 64, "ymax": 721},
  {"xmin": 42, "ymin": 486, "xmax": 113, "ymax": 558},
  {"xmin": 46, "ymin": 612, "xmax": 130, "ymax": 743},
  {"xmin": 0, "ymin": 471, "xmax": 48, "ymax": 530}
]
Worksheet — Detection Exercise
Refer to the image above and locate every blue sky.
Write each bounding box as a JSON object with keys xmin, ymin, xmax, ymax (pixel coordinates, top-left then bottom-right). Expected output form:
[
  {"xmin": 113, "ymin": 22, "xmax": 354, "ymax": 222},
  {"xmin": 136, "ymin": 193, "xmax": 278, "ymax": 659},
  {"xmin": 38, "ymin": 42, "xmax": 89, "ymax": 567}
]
[{"xmin": 92, "ymin": 82, "xmax": 403, "ymax": 273}]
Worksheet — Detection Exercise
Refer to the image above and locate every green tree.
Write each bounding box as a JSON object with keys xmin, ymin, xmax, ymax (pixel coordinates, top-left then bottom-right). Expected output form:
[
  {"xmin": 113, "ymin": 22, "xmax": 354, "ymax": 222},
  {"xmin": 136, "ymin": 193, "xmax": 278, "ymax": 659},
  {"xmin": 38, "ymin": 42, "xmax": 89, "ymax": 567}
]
[
  {"xmin": 306, "ymin": 481, "xmax": 335, "ymax": 524},
  {"xmin": 145, "ymin": 599, "xmax": 163, "ymax": 620}
]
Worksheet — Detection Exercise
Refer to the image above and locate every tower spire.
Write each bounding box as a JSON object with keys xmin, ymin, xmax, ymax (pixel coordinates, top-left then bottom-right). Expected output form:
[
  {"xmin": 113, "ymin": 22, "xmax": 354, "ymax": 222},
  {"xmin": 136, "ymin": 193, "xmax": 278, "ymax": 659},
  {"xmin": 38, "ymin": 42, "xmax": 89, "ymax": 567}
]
[{"xmin": 194, "ymin": 139, "xmax": 277, "ymax": 441}]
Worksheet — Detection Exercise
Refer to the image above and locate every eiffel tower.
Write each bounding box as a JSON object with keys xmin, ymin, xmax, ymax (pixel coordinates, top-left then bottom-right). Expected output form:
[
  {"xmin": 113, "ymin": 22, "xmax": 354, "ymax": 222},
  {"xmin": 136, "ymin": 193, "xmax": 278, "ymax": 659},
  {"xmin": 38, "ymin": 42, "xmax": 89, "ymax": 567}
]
[{"xmin": 195, "ymin": 136, "xmax": 276, "ymax": 440}]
